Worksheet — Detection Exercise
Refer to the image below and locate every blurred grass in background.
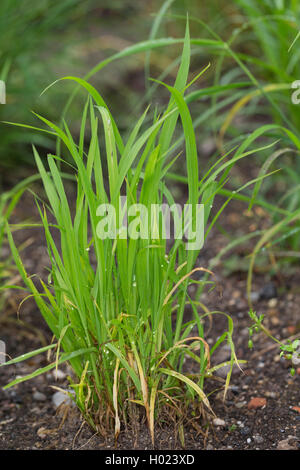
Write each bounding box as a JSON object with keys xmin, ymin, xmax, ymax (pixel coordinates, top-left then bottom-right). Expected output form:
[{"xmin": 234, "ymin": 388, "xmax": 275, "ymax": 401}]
[
  {"xmin": 0, "ymin": 0, "xmax": 235, "ymax": 177},
  {"xmin": 0, "ymin": 0, "xmax": 95, "ymax": 173},
  {"xmin": 0, "ymin": 0, "xmax": 151, "ymax": 174}
]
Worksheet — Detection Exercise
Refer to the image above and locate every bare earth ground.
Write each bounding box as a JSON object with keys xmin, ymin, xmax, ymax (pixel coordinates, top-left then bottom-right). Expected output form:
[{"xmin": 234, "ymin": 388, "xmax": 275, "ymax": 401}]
[{"xmin": 0, "ymin": 190, "xmax": 299, "ymax": 451}]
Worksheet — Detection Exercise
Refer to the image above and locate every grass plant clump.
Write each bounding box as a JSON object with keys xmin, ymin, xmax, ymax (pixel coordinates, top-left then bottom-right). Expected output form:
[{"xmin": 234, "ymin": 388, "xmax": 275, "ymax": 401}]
[{"xmin": 2, "ymin": 27, "xmax": 271, "ymax": 441}]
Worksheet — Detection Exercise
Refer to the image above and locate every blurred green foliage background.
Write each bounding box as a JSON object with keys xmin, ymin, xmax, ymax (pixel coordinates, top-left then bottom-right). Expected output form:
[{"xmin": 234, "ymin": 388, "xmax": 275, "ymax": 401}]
[{"xmin": 0, "ymin": 0, "xmax": 234, "ymax": 175}]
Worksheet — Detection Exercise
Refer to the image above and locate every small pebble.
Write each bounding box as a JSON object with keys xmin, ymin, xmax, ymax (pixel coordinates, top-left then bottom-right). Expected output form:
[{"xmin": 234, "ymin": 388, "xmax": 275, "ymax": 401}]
[
  {"xmin": 229, "ymin": 385, "xmax": 239, "ymax": 395},
  {"xmin": 215, "ymin": 363, "xmax": 241, "ymax": 379},
  {"xmin": 277, "ymin": 436, "xmax": 298, "ymax": 450},
  {"xmin": 235, "ymin": 401, "xmax": 246, "ymax": 409},
  {"xmin": 268, "ymin": 298, "xmax": 278, "ymax": 308},
  {"xmin": 292, "ymin": 349, "xmax": 300, "ymax": 366},
  {"xmin": 259, "ymin": 282, "xmax": 277, "ymax": 300},
  {"xmin": 52, "ymin": 390, "xmax": 74, "ymax": 409},
  {"xmin": 287, "ymin": 326, "xmax": 296, "ymax": 335},
  {"xmin": 253, "ymin": 435, "xmax": 264, "ymax": 444},
  {"xmin": 52, "ymin": 369, "xmax": 66, "ymax": 380},
  {"xmin": 247, "ymin": 438, "xmax": 251, "ymax": 444},
  {"xmin": 265, "ymin": 391, "xmax": 277, "ymax": 399},
  {"xmin": 241, "ymin": 327, "xmax": 250, "ymax": 337},
  {"xmin": 33, "ymin": 391, "xmax": 47, "ymax": 402},
  {"xmin": 9, "ymin": 390, "xmax": 23, "ymax": 404},
  {"xmin": 291, "ymin": 406, "xmax": 300, "ymax": 414},
  {"xmin": 37, "ymin": 427, "xmax": 48, "ymax": 439},
  {"xmin": 213, "ymin": 418, "xmax": 226, "ymax": 427},
  {"xmin": 247, "ymin": 397, "xmax": 267, "ymax": 410},
  {"xmin": 250, "ymin": 292, "xmax": 259, "ymax": 302},
  {"xmin": 213, "ymin": 344, "xmax": 231, "ymax": 363},
  {"xmin": 240, "ymin": 426, "xmax": 250, "ymax": 436},
  {"xmin": 270, "ymin": 317, "xmax": 280, "ymax": 326}
]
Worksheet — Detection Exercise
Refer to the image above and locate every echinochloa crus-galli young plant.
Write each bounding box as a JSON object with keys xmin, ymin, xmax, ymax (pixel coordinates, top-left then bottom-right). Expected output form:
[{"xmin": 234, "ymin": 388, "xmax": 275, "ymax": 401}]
[{"xmin": 1, "ymin": 26, "xmax": 256, "ymax": 443}]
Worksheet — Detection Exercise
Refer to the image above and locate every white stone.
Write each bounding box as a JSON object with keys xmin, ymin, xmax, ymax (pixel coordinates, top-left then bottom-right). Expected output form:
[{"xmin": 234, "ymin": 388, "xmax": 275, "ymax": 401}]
[
  {"xmin": 52, "ymin": 369, "xmax": 66, "ymax": 380},
  {"xmin": 292, "ymin": 348, "xmax": 300, "ymax": 366},
  {"xmin": 52, "ymin": 390, "xmax": 74, "ymax": 409},
  {"xmin": 213, "ymin": 418, "xmax": 226, "ymax": 426}
]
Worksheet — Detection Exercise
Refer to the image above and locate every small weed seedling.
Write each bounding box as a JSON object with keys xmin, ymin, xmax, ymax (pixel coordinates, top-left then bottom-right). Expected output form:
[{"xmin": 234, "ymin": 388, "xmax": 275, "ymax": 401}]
[{"xmin": 248, "ymin": 309, "xmax": 300, "ymax": 376}]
